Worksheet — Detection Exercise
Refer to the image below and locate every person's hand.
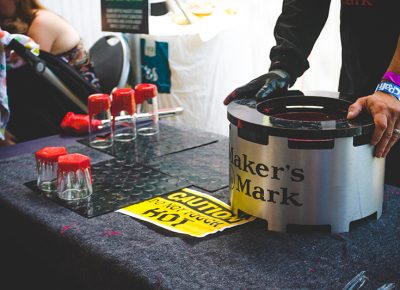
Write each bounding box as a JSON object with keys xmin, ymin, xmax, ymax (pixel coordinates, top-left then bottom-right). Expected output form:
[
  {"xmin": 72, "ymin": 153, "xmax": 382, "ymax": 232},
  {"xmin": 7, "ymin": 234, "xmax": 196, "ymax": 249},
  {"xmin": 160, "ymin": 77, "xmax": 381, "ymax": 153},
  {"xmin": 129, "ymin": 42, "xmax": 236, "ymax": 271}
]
[
  {"xmin": 347, "ymin": 91, "xmax": 400, "ymax": 157},
  {"xmin": 223, "ymin": 69, "xmax": 291, "ymax": 105}
]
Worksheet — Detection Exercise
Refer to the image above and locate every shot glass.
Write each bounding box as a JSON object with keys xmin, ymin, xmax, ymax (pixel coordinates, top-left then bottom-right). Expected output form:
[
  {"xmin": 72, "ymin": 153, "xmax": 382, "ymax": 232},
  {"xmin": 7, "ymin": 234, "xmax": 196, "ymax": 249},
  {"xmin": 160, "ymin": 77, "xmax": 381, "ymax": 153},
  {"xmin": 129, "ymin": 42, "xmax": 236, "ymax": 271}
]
[
  {"xmin": 35, "ymin": 146, "xmax": 68, "ymax": 192},
  {"xmin": 135, "ymin": 83, "xmax": 159, "ymax": 136},
  {"xmin": 111, "ymin": 88, "xmax": 137, "ymax": 142},
  {"xmin": 88, "ymin": 93, "xmax": 113, "ymax": 148},
  {"xmin": 57, "ymin": 153, "xmax": 93, "ymax": 201}
]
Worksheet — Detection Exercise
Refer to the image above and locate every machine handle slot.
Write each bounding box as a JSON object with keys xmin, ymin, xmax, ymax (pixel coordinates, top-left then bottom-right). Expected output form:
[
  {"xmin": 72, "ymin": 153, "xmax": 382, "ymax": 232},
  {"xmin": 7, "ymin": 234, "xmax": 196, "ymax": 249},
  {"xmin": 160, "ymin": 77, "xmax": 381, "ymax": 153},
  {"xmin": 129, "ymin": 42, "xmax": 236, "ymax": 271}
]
[
  {"xmin": 238, "ymin": 128, "xmax": 269, "ymax": 145},
  {"xmin": 288, "ymin": 138, "xmax": 334, "ymax": 149},
  {"xmin": 353, "ymin": 134, "xmax": 372, "ymax": 147}
]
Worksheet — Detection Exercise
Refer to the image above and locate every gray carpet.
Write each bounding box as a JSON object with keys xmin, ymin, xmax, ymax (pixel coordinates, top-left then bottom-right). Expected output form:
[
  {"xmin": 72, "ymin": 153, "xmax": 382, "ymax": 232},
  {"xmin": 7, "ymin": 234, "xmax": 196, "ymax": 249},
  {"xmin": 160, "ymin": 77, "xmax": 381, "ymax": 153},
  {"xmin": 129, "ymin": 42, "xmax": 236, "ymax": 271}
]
[{"xmin": 0, "ymin": 139, "xmax": 399, "ymax": 290}]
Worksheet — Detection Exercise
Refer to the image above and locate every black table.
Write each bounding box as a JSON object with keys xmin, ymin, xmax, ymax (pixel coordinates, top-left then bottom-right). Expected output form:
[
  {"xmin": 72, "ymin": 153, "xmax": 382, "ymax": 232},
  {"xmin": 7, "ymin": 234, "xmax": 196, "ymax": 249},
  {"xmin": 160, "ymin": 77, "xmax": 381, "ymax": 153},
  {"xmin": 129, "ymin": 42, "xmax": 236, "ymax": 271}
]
[{"xmin": 0, "ymin": 124, "xmax": 399, "ymax": 290}]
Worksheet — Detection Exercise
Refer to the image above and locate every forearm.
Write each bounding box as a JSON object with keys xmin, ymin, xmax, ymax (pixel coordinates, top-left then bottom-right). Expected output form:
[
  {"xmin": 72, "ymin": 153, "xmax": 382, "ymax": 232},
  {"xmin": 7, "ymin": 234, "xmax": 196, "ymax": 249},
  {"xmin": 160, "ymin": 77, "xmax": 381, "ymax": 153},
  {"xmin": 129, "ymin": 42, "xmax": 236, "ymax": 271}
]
[
  {"xmin": 377, "ymin": 36, "xmax": 400, "ymax": 98},
  {"xmin": 348, "ymin": 35, "xmax": 400, "ymax": 158},
  {"xmin": 385, "ymin": 36, "xmax": 400, "ymax": 75},
  {"xmin": 269, "ymin": 0, "xmax": 331, "ymax": 84}
]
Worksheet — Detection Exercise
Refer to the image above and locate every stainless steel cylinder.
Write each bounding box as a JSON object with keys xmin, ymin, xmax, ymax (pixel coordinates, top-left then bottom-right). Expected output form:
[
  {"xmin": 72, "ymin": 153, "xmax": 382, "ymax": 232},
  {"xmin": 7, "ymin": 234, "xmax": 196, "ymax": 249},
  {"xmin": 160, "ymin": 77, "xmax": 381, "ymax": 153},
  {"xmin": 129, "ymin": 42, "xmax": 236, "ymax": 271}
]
[{"xmin": 227, "ymin": 95, "xmax": 385, "ymax": 233}]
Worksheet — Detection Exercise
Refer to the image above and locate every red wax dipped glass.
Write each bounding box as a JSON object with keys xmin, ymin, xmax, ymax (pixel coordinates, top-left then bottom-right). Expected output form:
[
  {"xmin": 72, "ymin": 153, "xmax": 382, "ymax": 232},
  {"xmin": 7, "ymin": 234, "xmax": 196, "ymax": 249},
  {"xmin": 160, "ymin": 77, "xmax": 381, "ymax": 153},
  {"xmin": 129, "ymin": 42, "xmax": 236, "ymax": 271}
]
[
  {"xmin": 35, "ymin": 146, "xmax": 68, "ymax": 192},
  {"xmin": 88, "ymin": 94, "xmax": 113, "ymax": 148},
  {"xmin": 134, "ymin": 83, "xmax": 159, "ymax": 136},
  {"xmin": 57, "ymin": 153, "xmax": 93, "ymax": 201},
  {"xmin": 111, "ymin": 88, "xmax": 137, "ymax": 142}
]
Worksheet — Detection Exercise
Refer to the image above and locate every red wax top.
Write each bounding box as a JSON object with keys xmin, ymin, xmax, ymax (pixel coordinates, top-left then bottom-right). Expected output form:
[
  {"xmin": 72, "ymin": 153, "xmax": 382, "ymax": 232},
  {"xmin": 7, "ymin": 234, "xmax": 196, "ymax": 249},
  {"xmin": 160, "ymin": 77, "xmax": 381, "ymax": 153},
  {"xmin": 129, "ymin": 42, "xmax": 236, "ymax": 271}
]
[
  {"xmin": 88, "ymin": 94, "xmax": 111, "ymax": 116},
  {"xmin": 134, "ymin": 83, "xmax": 157, "ymax": 104},
  {"xmin": 111, "ymin": 88, "xmax": 136, "ymax": 116},
  {"xmin": 35, "ymin": 147, "xmax": 67, "ymax": 163},
  {"xmin": 58, "ymin": 153, "xmax": 91, "ymax": 172}
]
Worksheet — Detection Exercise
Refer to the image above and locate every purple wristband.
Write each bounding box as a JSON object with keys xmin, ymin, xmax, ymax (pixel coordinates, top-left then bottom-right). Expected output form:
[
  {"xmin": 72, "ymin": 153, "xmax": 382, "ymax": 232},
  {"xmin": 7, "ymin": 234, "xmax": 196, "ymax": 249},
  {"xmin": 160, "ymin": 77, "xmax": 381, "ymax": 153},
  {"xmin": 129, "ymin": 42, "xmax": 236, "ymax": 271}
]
[{"xmin": 383, "ymin": 72, "xmax": 400, "ymax": 86}]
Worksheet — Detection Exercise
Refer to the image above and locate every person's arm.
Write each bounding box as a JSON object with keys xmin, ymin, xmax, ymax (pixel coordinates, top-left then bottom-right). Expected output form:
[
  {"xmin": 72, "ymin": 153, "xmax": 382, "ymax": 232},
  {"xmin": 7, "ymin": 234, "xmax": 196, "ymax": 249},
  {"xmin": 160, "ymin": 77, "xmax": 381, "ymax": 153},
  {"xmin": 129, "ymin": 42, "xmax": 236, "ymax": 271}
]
[
  {"xmin": 224, "ymin": 0, "xmax": 331, "ymax": 104},
  {"xmin": 269, "ymin": 0, "xmax": 331, "ymax": 84},
  {"xmin": 347, "ymin": 36, "xmax": 400, "ymax": 157},
  {"xmin": 27, "ymin": 10, "xmax": 57, "ymax": 53},
  {"xmin": 27, "ymin": 10, "xmax": 80, "ymax": 55}
]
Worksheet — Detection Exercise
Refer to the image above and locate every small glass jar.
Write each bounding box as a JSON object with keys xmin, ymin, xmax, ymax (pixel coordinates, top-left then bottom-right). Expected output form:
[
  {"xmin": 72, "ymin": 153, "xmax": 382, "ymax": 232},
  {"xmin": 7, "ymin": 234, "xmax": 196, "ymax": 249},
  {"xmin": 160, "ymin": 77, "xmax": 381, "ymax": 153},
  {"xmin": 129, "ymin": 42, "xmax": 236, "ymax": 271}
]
[
  {"xmin": 111, "ymin": 88, "xmax": 137, "ymax": 142},
  {"xmin": 57, "ymin": 153, "xmax": 93, "ymax": 201},
  {"xmin": 88, "ymin": 93, "xmax": 113, "ymax": 148},
  {"xmin": 35, "ymin": 147, "xmax": 68, "ymax": 192},
  {"xmin": 135, "ymin": 83, "xmax": 159, "ymax": 136}
]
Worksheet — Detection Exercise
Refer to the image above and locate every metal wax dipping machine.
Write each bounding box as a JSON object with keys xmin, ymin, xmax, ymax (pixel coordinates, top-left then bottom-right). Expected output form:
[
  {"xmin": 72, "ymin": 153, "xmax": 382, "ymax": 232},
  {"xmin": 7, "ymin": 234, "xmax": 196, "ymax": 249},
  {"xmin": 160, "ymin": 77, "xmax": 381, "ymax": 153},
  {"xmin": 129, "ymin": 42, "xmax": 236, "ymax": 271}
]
[{"xmin": 227, "ymin": 95, "xmax": 385, "ymax": 233}]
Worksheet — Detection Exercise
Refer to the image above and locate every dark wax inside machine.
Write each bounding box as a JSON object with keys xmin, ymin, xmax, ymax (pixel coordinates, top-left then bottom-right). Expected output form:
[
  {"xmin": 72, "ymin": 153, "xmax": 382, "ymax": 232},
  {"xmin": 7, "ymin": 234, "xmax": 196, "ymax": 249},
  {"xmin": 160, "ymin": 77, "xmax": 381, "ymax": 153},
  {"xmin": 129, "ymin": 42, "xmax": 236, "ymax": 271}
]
[
  {"xmin": 233, "ymin": 95, "xmax": 375, "ymax": 140},
  {"xmin": 257, "ymin": 96, "xmax": 350, "ymax": 122},
  {"xmin": 270, "ymin": 111, "xmax": 344, "ymax": 121}
]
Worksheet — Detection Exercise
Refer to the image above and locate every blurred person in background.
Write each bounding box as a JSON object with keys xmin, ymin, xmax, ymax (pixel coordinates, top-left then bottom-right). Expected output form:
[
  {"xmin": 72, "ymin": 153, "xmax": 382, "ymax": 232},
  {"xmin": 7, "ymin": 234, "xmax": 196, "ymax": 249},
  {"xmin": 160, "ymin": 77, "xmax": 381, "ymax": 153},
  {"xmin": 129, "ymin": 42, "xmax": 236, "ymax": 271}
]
[
  {"xmin": 0, "ymin": 0, "xmax": 101, "ymax": 143},
  {"xmin": 0, "ymin": 0, "xmax": 100, "ymax": 88}
]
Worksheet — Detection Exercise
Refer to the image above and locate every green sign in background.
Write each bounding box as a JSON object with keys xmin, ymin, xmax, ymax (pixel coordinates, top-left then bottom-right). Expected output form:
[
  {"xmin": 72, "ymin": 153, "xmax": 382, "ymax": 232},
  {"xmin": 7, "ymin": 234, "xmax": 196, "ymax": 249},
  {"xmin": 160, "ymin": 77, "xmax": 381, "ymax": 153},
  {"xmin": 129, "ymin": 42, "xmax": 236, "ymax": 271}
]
[{"xmin": 101, "ymin": 0, "xmax": 149, "ymax": 34}]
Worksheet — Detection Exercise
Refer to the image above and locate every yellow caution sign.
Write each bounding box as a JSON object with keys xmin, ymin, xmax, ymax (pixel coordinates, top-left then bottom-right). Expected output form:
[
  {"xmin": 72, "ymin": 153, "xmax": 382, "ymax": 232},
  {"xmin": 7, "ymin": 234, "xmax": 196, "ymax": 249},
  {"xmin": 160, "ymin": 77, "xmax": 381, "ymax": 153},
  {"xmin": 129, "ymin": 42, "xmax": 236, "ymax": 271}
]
[{"xmin": 118, "ymin": 188, "xmax": 255, "ymax": 238}]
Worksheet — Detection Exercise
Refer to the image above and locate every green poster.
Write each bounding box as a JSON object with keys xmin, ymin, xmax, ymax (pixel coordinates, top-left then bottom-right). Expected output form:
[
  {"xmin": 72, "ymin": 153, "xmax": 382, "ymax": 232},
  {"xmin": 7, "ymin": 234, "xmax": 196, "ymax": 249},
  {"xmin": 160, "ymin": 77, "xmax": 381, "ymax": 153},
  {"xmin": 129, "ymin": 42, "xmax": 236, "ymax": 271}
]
[{"xmin": 101, "ymin": 0, "xmax": 149, "ymax": 34}]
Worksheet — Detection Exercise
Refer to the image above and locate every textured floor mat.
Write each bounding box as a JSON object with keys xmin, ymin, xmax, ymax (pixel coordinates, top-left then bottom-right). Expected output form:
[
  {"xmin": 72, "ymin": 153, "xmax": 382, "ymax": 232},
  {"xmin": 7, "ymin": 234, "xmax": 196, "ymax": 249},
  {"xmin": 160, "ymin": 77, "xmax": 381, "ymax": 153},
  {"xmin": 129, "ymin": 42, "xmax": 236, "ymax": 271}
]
[
  {"xmin": 78, "ymin": 123, "xmax": 220, "ymax": 163},
  {"xmin": 25, "ymin": 158, "xmax": 190, "ymax": 218},
  {"xmin": 146, "ymin": 138, "xmax": 229, "ymax": 191}
]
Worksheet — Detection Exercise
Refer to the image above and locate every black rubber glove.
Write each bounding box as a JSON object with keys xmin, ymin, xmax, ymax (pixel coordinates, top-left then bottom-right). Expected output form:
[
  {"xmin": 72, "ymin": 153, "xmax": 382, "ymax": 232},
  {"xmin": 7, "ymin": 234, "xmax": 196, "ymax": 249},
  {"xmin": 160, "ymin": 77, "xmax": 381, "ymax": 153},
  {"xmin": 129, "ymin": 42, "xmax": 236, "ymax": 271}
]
[{"xmin": 223, "ymin": 69, "xmax": 291, "ymax": 105}]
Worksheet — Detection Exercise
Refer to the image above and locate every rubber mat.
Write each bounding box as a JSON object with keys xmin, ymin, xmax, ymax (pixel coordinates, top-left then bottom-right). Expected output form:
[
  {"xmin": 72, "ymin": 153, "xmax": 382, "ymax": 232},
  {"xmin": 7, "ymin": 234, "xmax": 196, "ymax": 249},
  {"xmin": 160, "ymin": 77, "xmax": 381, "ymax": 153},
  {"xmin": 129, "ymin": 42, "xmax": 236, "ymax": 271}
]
[
  {"xmin": 25, "ymin": 158, "xmax": 190, "ymax": 218},
  {"xmin": 78, "ymin": 123, "xmax": 220, "ymax": 163},
  {"xmin": 146, "ymin": 138, "xmax": 229, "ymax": 191}
]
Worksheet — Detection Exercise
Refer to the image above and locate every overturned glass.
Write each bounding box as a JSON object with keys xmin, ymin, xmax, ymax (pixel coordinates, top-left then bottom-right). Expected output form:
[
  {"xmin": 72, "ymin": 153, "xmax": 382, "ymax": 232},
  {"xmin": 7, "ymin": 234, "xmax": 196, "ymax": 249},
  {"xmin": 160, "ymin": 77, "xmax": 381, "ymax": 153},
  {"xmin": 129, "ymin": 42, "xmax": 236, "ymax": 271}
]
[{"xmin": 35, "ymin": 146, "xmax": 68, "ymax": 193}]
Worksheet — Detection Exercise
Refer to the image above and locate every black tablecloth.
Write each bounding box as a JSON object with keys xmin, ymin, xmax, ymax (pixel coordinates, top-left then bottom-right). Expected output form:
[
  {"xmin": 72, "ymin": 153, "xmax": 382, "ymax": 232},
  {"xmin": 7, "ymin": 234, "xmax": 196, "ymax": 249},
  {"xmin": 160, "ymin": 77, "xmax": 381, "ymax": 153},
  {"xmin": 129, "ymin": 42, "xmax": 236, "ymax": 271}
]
[{"xmin": 0, "ymin": 127, "xmax": 399, "ymax": 290}]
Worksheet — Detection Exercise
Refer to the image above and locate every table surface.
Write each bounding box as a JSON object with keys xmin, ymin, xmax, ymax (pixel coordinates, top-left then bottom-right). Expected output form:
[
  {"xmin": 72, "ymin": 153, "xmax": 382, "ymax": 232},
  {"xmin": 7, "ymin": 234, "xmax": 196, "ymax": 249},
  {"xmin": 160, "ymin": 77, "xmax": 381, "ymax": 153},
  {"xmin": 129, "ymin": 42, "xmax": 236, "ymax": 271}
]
[{"xmin": 0, "ymin": 124, "xmax": 399, "ymax": 290}]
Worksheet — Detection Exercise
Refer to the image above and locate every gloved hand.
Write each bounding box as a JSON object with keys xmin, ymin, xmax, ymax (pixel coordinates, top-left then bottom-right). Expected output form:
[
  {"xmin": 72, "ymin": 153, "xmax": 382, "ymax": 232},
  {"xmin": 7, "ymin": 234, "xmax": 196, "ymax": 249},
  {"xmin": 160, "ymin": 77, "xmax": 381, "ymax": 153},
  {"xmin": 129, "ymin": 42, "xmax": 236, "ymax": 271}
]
[{"xmin": 223, "ymin": 69, "xmax": 291, "ymax": 105}]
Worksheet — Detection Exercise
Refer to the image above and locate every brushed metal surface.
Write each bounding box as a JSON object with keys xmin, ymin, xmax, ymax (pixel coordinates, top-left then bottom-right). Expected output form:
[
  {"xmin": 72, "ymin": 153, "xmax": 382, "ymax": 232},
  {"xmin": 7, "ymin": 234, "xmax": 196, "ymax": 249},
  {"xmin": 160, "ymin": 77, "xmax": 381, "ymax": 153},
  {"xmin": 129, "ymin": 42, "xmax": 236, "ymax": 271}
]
[{"xmin": 228, "ymin": 102, "xmax": 385, "ymax": 233}]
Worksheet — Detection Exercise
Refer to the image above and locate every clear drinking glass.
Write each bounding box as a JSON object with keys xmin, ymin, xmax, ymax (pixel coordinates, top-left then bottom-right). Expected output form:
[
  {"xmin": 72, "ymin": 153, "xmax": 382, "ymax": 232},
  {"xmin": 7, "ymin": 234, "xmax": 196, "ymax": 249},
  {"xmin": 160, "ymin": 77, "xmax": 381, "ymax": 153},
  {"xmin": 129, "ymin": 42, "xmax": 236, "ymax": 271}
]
[
  {"xmin": 88, "ymin": 93, "xmax": 113, "ymax": 148},
  {"xmin": 57, "ymin": 153, "xmax": 93, "ymax": 201},
  {"xmin": 111, "ymin": 88, "xmax": 137, "ymax": 142},
  {"xmin": 135, "ymin": 83, "xmax": 159, "ymax": 136},
  {"xmin": 35, "ymin": 147, "xmax": 67, "ymax": 192}
]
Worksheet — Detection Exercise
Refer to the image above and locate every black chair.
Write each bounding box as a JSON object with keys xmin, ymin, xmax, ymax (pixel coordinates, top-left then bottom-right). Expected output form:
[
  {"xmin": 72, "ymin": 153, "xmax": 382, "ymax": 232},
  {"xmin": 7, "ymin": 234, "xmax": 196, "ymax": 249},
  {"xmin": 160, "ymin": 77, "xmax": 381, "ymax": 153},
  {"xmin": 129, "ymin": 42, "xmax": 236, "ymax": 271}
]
[{"xmin": 90, "ymin": 34, "xmax": 131, "ymax": 94}]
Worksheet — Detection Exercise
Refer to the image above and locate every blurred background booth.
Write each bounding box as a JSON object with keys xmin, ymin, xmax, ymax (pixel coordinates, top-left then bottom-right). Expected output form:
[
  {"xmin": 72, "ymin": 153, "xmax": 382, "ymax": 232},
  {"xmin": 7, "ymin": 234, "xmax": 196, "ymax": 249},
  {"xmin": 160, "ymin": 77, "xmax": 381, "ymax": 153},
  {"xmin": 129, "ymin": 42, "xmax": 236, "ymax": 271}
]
[{"xmin": 40, "ymin": 0, "xmax": 341, "ymax": 136}]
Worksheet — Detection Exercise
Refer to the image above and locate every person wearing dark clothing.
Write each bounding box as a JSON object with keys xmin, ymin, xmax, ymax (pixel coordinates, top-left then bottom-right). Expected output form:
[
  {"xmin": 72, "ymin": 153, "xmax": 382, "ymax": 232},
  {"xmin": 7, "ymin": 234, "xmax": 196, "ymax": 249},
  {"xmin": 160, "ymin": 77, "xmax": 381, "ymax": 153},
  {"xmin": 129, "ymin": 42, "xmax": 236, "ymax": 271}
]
[{"xmin": 224, "ymin": 0, "xmax": 400, "ymax": 186}]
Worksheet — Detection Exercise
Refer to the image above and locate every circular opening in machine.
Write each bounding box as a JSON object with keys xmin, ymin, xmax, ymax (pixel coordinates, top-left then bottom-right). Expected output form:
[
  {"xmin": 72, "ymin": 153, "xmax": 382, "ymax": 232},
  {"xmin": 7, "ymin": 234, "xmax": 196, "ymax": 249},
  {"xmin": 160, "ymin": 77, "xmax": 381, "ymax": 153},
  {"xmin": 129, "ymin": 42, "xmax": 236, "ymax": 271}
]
[{"xmin": 257, "ymin": 97, "xmax": 350, "ymax": 122}]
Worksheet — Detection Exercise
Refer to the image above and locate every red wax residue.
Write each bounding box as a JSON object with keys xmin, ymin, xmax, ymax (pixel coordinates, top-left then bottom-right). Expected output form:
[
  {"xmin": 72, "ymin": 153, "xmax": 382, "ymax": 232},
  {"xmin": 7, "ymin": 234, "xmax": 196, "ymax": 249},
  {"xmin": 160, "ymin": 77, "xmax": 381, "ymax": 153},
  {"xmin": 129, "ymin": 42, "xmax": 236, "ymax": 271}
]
[
  {"xmin": 308, "ymin": 268, "xmax": 316, "ymax": 273},
  {"xmin": 88, "ymin": 94, "xmax": 111, "ymax": 116},
  {"xmin": 111, "ymin": 88, "xmax": 135, "ymax": 116},
  {"xmin": 60, "ymin": 112, "xmax": 102, "ymax": 134},
  {"xmin": 61, "ymin": 224, "xmax": 75, "ymax": 234},
  {"xmin": 270, "ymin": 111, "xmax": 342, "ymax": 121},
  {"xmin": 134, "ymin": 83, "xmax": 157, "ymax": 104},
  {"xmin": 58, "ymin": 153, "xmax": 91, "ymax": 173},
  {"xmin": 101, "ymin": 229, "xmax": 123, "ymax": 236}
]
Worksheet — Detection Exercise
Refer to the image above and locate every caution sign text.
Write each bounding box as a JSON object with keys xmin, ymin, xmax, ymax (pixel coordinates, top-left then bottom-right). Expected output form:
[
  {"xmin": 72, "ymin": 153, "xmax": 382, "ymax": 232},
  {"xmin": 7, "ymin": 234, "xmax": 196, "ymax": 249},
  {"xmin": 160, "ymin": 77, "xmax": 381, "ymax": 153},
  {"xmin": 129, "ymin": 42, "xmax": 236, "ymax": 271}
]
[{"xmin": 118, "ymin": 188, "xmax": 254, "ymax": 237}]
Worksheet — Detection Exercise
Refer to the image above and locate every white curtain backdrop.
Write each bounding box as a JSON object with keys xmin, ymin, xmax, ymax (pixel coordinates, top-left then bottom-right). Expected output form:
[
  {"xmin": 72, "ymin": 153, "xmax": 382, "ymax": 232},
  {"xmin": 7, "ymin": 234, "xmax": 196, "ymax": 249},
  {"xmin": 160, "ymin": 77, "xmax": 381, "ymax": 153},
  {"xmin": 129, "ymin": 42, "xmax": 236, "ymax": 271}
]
[{"xmin": 40, "ymin": 0, "xmax": 341, "ymax": 136}]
